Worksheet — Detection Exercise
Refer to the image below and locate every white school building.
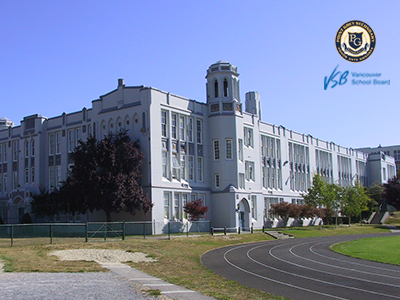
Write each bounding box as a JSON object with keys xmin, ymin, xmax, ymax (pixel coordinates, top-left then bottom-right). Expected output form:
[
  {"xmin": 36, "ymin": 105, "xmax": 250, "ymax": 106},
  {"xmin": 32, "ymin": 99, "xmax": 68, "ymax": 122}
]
[{"xmin": 0, "ymin": 61, "xmax": 395, "ymax": 230}]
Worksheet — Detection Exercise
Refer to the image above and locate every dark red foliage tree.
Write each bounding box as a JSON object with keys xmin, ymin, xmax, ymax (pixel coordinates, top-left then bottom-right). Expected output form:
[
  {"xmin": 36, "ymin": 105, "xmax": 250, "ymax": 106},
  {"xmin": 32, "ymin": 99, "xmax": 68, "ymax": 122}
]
[
  {"xmin": 183, "ymin": 199, "xmax": 209, "ymax": 221},
  {"xmin": 33, "ymin": 130, "xmax": 152, "ymax": 222},
  {"xmin": 383, "ymin": 176, "xmax": 400, "ymax": 210}
]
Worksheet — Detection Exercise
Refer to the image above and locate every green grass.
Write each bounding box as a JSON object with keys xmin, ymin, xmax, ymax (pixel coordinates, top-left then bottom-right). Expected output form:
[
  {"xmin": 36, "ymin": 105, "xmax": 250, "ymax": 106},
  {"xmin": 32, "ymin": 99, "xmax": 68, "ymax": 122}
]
[
  {"xmin": 332, "ymin": 235, "xmax": 400, "ymax": 266},
  {"xmin": 269, "ymin": 224, "xmax": 389, "ymax": 238}
]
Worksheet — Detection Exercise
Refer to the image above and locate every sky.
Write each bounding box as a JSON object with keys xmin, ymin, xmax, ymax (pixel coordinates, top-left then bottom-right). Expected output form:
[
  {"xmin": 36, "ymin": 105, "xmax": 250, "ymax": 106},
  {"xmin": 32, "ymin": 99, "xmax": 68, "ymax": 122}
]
[{"xmin": 0, "ymin": 0, "xmax": 398, "ymax": 149}]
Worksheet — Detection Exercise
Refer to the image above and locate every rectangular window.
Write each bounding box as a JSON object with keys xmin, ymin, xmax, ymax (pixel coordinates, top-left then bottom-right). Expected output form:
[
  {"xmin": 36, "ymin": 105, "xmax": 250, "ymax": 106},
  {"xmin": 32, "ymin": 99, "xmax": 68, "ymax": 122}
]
[
  {"xmin": 76, "ymin": 128, "xmax": 82, "ymax": 145},
  {"xmin": 161, "ymin": 111, "xmax": 167, "ymax": 138},
  {"xmin": 31, "ymin": 140, "xmax": 35, "ymax": 157},
  {"xmin": 25, "ymin": 168, "xmax": 29, "ymax": 184},
  {"xmin": 251, "ymin": 195, "xmax": 257, "ymax": 220},
  {"xmin": 3, "ymin": 173, "xmax": 7, "ymax": 193},
  {"xmin": 164, "ymin": 192, "xmax": 171, "ymax": 219},
  {"xmin": 244, "ymin": 127, "xmax": 253, "ymax": 147},
  {"xmin": 13, "ymin": 171, "xmax": 18, "ymax": 189},
  {"xmin": 226, "ymin": 139, "xmax": 233, "ymax": 160},
  {"xmin": 199, "ymin": 194, "xmax": 206, "ymax": 207},
  {"xmin": 197, "ymin": 157, "xmax": 203, "ymax": 182},
  {"xmin": 196, "ymin": 119, "xmax": 202, "ymax": 144},
  {"xmin": 12, "ymin": 140, "xmax": 18, "ymax": 162},
  {"xmin": 25, "ymin": 141, "xmax": 29, "ymax": 158},
  {"xmin": 0, "ymin": 143, "xmax": 2, "ymax": 163},
  {"xmin": 162, "ymin": 151, "xmax": 168, "ymax": 178},
  {"xmin": 174, "ymin": 193, "xmax": 181, "ymax": 220},
  {"xmin": 182, "ymin": 194, "xmax": 188, "ymax": 219},
  {"xmin": 68, "ymin": 129, "xmax": 75, "ymax": 152},
  {"xmin": 245, "ymin": 161, "xmax": 255, "ymax": 181},
  {"xmin": 171, "ymin": 113, "xmax": 177, "ymax": 139},
  {"xmin": 213, "ymin": 140, "xmax": 220, "ymax": 160},
  {"xmin": 49, "ymin": 166, "xmax": 54, "ymax": 189},
  {"xmin": 3, "ymin": 143, "xmax": 7, "ymax": 163},
  {"xmin": 56, "ymin": 132, "xmax": 61, "ymax": 154},
  {"xmin": 179, "ymin": 116, "xmax": 185, "ymax": 141},
  {"xmin": 215, "ymin": 174, "xmax": 220, "ymax": 188},
  {"xmin": 191, "ymin": 193, "xmax": 197, "ymax": 202},
  {"xmin": 187, "ymin": 118, "xmax": 193, "ymax": 142},
  {"xmin": 56, "ymin": 165, "xmax": 62, "ymax": 187},
  {"xmin": 180, "ymin": 154, "xmax": 186, "ymax": 180},
  {"xmin": 49, "ymin": 133, "xmax": 54, "ymax": 155},
  {"xmin": 172, "ymin": 153, "xmax": 180, "ymax": 179},
  {"xmin": 188, "ymin": 155, "xmax": 194, "ymax": 181},
  {"xmin": 31, "ymin": 167, "xmax": 35, "ymax": 183},
  {"xmin": 239, "ymin": 173, "xmax": 245, "ymax": 189}
]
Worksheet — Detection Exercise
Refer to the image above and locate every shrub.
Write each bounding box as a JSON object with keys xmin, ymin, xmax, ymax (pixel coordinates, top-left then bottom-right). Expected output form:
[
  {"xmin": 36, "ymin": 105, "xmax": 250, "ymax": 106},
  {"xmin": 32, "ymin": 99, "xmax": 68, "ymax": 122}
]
[{"xmin": 20, "ymin": 213, "xmax": 33, "ymax": 224}]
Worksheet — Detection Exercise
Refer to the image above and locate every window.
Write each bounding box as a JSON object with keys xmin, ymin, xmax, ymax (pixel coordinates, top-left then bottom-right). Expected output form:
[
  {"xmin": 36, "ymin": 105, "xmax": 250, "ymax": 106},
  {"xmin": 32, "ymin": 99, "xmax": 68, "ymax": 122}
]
[
  {"xmin": 245, "ymin": 161, "xmax": 255, "ymax": 181},
  {"xmin": 174, "ymin": 193, "xmax": 181, "ymax": 220},
  {"xmin": 214, "ymin": 79, "xmax": 219, "ymax": 98},
  {"xmin": 226, "ymin": 139, "xmax": 233, "ymax": 160},
  {"xmin": 0, "ymin": 144, "xmax": 2, "ymax": 163},
  {"xmin": 161, "ymin": 111, "xmax": 167, "ymax": 138},
  {"xmin": 223, "ymin": 78, "xmax": 228, "ymax": 97},
  {"xmin": 187, "ymin": 118, "xmax": 193, "ymax": 142},
  {"xmin": 244, "ymin": 127, "xmax": 253, "ymax": 147},
  {"xmin": 171, "ymin": 113, "xmax": 177, "ymax": 139},
  {"xmin": 215, "ymin": 174, "xmax": 220, "ymax": 188},
  {"xmin": 213, "ymin": 140, "xmax": 220, "ymax": 160},
  {"xmin": 197, "ymin": 157, "xmax": 203, "ymax": 182},
  {"xmin": 239, "ymin": 173, "xmax": 245, "ymax": 189},
  {"xmin": 179, "ymin": 116, "xmax": 185, "ymax": 141},
  {"xmin": 75, "ymin": 128, "xmax": 82, "ymax": 145},
  {"xmin": 68, "ymin": 129, "xmax": 75, "ymax": 152},
  {"xmin": 31, "ymin": 167, "xmax": 35, "ymax": 183},
  {"xmin": 3, "ymin": 173, "xmax": 7, "ymax": 193},
  {"xmin": 188, "ymin": 155, "xmax": 194, "ymax": 181},
  {"xmin": 13, "ymin": 171, "xmax": 18, "ymax": 189},
  {"xmin": 25, "ymin": 168, "xmax": 29, "ymax": 184},
  {"xmin": 182, "ymin": 194, "xmax": 188, "ymax": 219},
  {"xmin": 180, "ymin": 154, "xmax": 186, "ymax": 180},
  {"xmin": 172, "ymin": 153, "xmax": 180, "ymax": 179},
  {"xmin": 251, "ymin": 196, "xmax": 257, "ymax": 220},
  {"xmin": 49, "ymin": 133, "xmax": 54, "ymax": 155},
  {"xmin": 56, "ymin": 166, "xmax": 62, "ymax": 187},
  {"xmin": 199, "ymin": 194, "xmax": 206, "ymax": 207},
  {"xmin": 383, "ymin": 167, "xmax": 387, "ymax": 180},
  {"xmin": 12, "ymin": 140, "xmax": 18, "ymax": 161},
  {"xmin": 2, "ymin": 143, "xmax": 7, "ymax": 163},
  {"xmin": 56, "ymin": 132, "xmax": 61, "ymax": 154},
  {"xmin": 164, "ymin": 192, "xmax": 171, "ymax": 219},
  {"xmin": 49, "ymin": 166, "xmax": 54, "ymax": 189},
  {"xmin": 196, "ymin": 119, "xmax": 202, "ymax": 144},
  {"xmin": 162, "ymin": 151, "xmax": 168, "ymax": 178},
  {"xmin": 25, "ymin": 140, "xmax": 29, "ymax": 157},
  {"xmin": 31, "ymin": 139, "xmax": 35, "ymax": 157}
]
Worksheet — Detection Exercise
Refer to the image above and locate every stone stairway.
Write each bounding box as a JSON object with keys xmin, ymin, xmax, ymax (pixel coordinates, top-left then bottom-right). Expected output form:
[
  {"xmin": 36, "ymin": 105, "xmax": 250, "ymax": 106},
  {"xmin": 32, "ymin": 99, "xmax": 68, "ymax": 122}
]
[{"xmin": 265, "ymin": 231, "xmax": 294, "ymax": 239}]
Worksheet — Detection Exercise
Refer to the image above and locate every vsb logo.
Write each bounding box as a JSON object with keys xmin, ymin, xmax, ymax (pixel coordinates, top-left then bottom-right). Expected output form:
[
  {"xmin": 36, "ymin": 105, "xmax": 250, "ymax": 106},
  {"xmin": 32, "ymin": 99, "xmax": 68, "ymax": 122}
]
[{"xmin": 335, "ymin": 20, "xmax": 376, "ymax": 62}]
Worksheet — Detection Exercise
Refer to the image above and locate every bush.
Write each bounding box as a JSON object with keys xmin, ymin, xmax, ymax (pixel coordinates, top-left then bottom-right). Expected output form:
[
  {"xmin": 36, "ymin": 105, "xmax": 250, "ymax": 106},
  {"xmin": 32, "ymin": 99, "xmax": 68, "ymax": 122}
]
[
  {"xmin": 20, "ymin": 213, "xmax": 33, "ymax": 224},
  {"xmin": 0, "ymin": 215, "xmax": 4, "ymax": 224}
]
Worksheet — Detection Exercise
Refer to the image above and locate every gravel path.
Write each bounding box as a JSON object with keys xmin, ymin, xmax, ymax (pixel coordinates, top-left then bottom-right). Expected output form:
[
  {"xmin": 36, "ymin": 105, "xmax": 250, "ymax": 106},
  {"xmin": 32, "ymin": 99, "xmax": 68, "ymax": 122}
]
[{"xmin": 0, "ymin": 272, "xmax": 160, "ymax": 300}]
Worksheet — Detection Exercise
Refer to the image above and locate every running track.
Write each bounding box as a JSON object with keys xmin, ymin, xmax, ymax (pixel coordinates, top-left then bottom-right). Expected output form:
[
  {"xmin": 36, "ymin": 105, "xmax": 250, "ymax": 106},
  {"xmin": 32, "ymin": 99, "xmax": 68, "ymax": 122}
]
[{"xmin": 201, "ymin": 233, "xmax": 400, "ymax": 300}]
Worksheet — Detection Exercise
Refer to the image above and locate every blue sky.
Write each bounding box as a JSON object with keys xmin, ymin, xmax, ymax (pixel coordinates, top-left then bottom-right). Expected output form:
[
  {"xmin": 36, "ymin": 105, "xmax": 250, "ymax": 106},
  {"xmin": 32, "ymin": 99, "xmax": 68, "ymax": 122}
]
[{"xmin": 0, "ymin": 0, "xmax": 398, "ymax": 148}]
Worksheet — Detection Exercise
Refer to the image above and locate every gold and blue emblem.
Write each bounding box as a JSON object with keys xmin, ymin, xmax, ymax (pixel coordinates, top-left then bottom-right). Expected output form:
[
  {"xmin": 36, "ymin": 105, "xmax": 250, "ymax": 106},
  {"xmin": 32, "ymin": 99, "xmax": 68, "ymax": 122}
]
[{"xmin": 335, "ymin": 21, "xmax": 376, "ymax": 62}]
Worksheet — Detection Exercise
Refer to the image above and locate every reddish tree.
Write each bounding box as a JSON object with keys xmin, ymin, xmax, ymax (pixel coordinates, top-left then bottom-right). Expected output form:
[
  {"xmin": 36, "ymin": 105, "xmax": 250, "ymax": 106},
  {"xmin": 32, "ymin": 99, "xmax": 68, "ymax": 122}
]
[{"xmin": 183, "ymin": 199, "xmax": 209, "ymax": 221}]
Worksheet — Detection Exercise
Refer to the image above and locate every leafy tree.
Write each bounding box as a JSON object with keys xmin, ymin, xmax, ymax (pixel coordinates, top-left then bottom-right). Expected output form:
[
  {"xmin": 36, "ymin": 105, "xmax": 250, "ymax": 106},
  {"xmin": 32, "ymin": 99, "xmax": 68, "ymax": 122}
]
[
  {"xmin": 31, "ymin": 186, "xmax": 65, "ymax": 218},
  {"xmin": 383, "ymin": 176, "xmax": 400, "ymax": 210},
  {"xmin": 366, "ymin": 183, "xmax": 384, "ymax": 213},
  {"xmin": 33, "ymin": 130, "xmax": 152, "ymax": 222},
  {"xmin": 340, "ymin": 181, "xmax": 371, "ymax": 225},
  {"xmin": 183, "ymin": 199, "xmax": 209, "ymax": 221},
  {"xmin": 20, "ymin": 213, "xmax": 33, "ymax": 224},
  {"xmin": 303, "ymin": 174, "xmax": 326, "ymax": 207},
  {"xmin": 0, "ymin": 215, "xmax": 4, "ymax": 224}
]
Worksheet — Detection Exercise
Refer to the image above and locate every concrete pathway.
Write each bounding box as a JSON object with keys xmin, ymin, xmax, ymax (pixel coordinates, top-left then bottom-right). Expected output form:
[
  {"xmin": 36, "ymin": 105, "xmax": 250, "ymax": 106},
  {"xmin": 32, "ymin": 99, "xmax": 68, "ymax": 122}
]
[
  {"xmin": 101, "ymin": 263, "xmax": 215, "ymax": 300},
  {"xmin": 384, "ymin": 224, "xmax": 400, "ymax": 233}
]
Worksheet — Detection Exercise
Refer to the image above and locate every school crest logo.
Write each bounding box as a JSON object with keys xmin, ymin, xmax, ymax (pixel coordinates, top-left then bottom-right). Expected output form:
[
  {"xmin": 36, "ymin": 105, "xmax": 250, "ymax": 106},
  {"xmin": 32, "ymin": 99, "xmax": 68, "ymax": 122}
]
[{"xmin": 335, "ymin": 21, "xmax": 376, "ymax": 62}]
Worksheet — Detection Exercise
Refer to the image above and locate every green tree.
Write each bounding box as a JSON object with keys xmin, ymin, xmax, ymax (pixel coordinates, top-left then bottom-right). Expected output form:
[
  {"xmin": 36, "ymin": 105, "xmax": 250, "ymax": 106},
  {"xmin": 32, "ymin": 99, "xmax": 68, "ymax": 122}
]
[
  {"xmin": 303, "ymin": 174, "xmax": 327, "ymax": 207},
  {"xmin": 340, "ymin": 181, "xmax": 371, "ymax": 225}
]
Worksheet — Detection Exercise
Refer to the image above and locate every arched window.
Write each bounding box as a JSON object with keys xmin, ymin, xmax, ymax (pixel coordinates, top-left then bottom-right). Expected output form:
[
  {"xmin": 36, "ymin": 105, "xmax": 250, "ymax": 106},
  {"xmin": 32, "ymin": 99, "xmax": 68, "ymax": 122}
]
[
  {"xmin": 223, "ymin": 78, "xmax": 228, "ymax": 97},
  {"xmin": 25, "ymin": 140, "xmax": 29, "ymax": 157},
  {"xmin": 214, "ymin": 79, "xmax": 219, "ymax": 98}
]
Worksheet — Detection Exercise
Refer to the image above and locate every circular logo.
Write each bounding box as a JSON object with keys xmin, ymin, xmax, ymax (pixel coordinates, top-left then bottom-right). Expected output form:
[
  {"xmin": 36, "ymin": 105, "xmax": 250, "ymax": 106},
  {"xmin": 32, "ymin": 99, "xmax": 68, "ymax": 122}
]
[{"xmin": 335, "ymin": 20, "xmax": 376, "ymax": 62}]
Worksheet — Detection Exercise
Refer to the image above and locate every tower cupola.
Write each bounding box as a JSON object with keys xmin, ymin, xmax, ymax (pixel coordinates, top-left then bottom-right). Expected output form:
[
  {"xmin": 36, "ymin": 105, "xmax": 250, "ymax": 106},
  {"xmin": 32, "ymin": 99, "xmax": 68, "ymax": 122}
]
[{"xmin": 206, "ymin": 61, "xmax": 240, "ymax": 104}]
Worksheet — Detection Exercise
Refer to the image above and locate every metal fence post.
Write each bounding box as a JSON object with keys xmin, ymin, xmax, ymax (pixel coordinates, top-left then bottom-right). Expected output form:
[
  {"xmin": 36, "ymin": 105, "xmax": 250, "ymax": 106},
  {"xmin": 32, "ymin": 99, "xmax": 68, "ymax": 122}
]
[
  {"xmin": 238, "ymin": 226, "xmax": 241, "ymax": 234},
  {"xmin": 85, "ymin": 221, "xmax": 88, "ymax": 243},
  {"xmin": 11, "ymin": 225, "xmax": 14, "ymax": 247},
  {"xmin": 50, "ymin": 224, "xmax": 53, "ymax": 244},
  {"xmin": 143, "ymin": 222, "xmax": 146, "ymax": 239},
  {"xmin": 186, "ymin": 222, "xmax": 189, "ymax": 237},
  {"xmin": 168, "ymin": 222, "xmax": 171, "ymax": 240},
  {"xmin": 122, "ymin": 220, "xmax": 126, "ymax": 241},
  {"xmin": 224, "ymin": 226, "xmax": 227, "ymax": 235}
]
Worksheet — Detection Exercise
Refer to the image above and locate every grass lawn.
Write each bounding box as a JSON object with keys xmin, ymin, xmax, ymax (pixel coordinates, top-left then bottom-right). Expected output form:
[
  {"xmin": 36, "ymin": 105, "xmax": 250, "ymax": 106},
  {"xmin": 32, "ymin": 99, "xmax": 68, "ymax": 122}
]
[
  {"xmin": 331, "ymin": 235, "xmax": 400, "ymax": 266},
  {"xmin": 0, "ymin": 225, "xmax": 391, "ymax": 300}
]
